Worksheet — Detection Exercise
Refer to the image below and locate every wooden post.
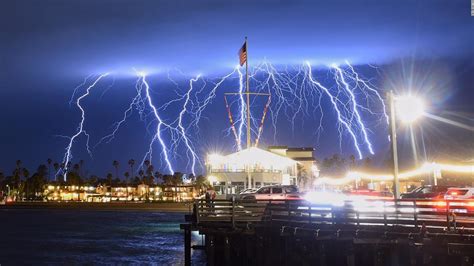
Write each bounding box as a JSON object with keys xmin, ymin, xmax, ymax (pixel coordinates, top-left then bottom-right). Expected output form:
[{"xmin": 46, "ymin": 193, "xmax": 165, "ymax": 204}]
[
  {"xmin": 446, "ymin": 200, "xmax": 451, "ymax": 231},
  {"xmin": 224, "ymin": 236, "xmax": 231, "ymax": 265},
  {"xmin": 413, "ymin": 200, "xmax": 418, "ymax": 228},
  {"xmin": 184, "ymin": 224, "xmax": 191, "ymax": 266},
  {"xmin": 208, "ymin": 235, "xmax": 215, "ymax": 266},
  {"xmin": 231, "ymin": 196, "xmax": 235, "ymax": 228}
]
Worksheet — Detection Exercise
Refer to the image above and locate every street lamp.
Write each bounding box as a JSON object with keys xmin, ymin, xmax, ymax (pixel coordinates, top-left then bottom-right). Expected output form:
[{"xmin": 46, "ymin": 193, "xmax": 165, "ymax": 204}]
[
  {"xmin": 389, "ymin": 92, "xmax": 425, "ymax": 199},
  {"xmin": 395, "ymin": 95, "xmax": 425, "ymax": 124}
]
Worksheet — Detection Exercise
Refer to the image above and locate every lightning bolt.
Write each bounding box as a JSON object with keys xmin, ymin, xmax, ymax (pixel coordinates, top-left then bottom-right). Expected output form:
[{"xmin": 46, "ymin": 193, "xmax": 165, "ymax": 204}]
[
  {"xmin": 94, "ymin": 75, "xmax": 146, "ymax": 149},
  {"xmin": 344, "ymin": 61, "xmax": 389, "ymax": 125},
  {"xmin": 60, "ymin": 73, "xmax": 110, "ymax": 180},
  {"xmin": 139, "ymin": 72, "xmax": 175, "ymax": 174},
  {"xmin": 236, "ymin": 67, "xmax": 246, "ymax": 150},
  {"xmin": 60, "ymin": 60, "xmax": 389, "ymax": 175},
  {"xmin": 333, "ymin": 64, "xmax": 374, "ymax": 155},
  {"xmin": 305, "ymin": 62, "xmax": 363, "ymax": 159},
  {"xmin": 193, "ymin": 67, "xmax": 237, "ymax": 127},
  {"xmin": 176, "ymin": 75, "xmax": 201, "ymax": 176}
]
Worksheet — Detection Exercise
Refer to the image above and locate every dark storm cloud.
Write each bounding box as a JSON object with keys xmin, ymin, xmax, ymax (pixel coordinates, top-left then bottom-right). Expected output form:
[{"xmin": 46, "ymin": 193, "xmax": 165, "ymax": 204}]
[{"xmin": 1, "ymin": 0, "xmax": 473, "ymax": 76}]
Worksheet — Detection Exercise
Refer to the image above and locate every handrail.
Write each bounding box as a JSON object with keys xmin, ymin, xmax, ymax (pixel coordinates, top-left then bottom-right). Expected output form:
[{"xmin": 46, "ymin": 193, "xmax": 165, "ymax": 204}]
[{"xmin": 193, "ymin": 198, "xmax": 474, "ymax": 232}]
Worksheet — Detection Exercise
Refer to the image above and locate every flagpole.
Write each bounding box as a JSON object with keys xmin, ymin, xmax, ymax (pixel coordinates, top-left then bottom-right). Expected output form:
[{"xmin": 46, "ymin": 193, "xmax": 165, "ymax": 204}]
[
  {"xmin": 245, "ymin": 36, "xmax": 252, "ymax": 188},
  {"xmin": 245, "ymin": 37, "xmax": 250, "ymax": 150}
]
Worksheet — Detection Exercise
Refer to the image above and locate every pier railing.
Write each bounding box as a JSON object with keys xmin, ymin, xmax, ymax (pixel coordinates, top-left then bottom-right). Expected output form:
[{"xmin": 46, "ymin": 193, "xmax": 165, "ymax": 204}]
[{"xmin": 194, "ymin": 198, "xmax": 474, "ymax": 231}]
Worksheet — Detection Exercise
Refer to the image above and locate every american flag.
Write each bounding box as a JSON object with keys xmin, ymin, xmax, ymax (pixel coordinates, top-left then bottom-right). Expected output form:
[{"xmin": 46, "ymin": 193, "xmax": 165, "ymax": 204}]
[{"xmin": 238, "ymin": 42, "xmax": 247, "ymax": 66}]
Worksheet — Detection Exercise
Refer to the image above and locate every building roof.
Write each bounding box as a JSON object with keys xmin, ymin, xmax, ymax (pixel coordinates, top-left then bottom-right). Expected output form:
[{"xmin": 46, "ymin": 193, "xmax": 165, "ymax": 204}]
[
  {"xmin": 267, "ymin": 145, "xmax": 288, "ymax": 149},
  {"xmin": 208, "ymin": 147, "xmax": 297, "ymax": 170},
  {"xmin": 289, "ymin": 157, "xmax": 316, "ymax": 161},
  {"xmin": 286, "ymin": 147, "xmax": 315, "ymax": 151}
]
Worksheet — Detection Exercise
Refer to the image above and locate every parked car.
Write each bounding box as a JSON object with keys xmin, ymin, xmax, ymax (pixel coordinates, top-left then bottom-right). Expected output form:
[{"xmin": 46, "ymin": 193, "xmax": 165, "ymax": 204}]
[
  {"xmin": 240, "ymin": 185, "xmax": 301, "ymax": 201},
  {"xmin": 239, "ymin": 188, "xmax": 257, "ymax": 195},
  {"xmin": 400, "ymin": 185, "xmax": 452, "ymax": 199},
  {"xmin": 444, "ymin": 187, "xmax": 474, "ymax": 200}
]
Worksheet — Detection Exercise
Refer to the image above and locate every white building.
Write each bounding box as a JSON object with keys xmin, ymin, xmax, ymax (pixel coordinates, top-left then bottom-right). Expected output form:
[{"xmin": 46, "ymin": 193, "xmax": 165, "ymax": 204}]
[{"xmin": 206, "ymin": 146, "xmax": 317, "ymax": 195}]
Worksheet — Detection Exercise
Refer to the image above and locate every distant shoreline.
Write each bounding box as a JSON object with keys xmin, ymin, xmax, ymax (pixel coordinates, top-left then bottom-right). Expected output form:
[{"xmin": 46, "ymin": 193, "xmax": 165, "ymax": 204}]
[{"xmin": 0, "ymin": 201, "xmax": 192, "ymax": 212}]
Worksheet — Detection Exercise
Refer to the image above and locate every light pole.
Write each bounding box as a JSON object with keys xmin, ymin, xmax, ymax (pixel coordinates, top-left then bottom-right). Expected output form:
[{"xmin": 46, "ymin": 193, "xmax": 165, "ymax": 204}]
[
  {"xmin": 388, "ymin": 91, "xmax": 400, "ymax": 199},
  {"xmin": 389, "ymin": 92, "xmax": 425, "ymax": 199}
]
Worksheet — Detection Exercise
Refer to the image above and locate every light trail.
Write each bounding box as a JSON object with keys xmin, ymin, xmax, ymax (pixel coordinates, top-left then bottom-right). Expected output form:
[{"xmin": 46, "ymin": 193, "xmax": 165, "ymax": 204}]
[
  {"xmin": 315, "ymin": 162, "xmax": 474, "ymax": 186},
  {"xmin": 60, "ymin": 73, "xmax": 109, "ymax": 181}
]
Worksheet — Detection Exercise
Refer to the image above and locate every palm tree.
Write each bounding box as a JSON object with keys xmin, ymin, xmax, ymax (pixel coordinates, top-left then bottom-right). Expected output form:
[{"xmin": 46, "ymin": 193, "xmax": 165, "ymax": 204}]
[
  {"xmin": 15, "ymin": 160, "xmax": 22, "ymax": 184},
  {"xmin": 154, "ymin": 171, "xmax": 163, "ymax": 185},
  {"xmin": 47, "ymin": 158, "xmax": 52, "ymax": 181},
  {"xmin": 73, "ymin": 163, "xmax": 80, "ymax": 174},
  {"xmin": 124, "ymin": 171, "xmax": 130, "ymax": 200},
  {"xmin": 22, "ymin": 168, "xmax": 30, "ymax": 200},
  {"xmin": 79, "ymin": 160, "xmax": 84, "ymax": 178},
  {"xmin": 53, "ymin": 162, "xmax": 59, "ymax": 182},
  {"xmin": 106, "ymin": 173, "xmax": 113, "ymax": 194},
  {"xmin": 128, "ymin": 159, "xmax": 135, "ymax": 177},
  {"xmin": 146, "ymin": 165, "xmax": 154, "ymax": 185},
  {"xmin": 112, "ymin": 160, "xmax": 120, "ymax": 180},
  {"xmin": 60, "ymin": 163, "xmax": 65, "ymax": 182}
]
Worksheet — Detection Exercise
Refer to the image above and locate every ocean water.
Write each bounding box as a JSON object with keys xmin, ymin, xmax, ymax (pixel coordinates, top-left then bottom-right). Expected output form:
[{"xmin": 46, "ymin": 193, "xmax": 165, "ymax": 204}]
[{"xmin": 0, "ymin": 209, "xmax": 205, "ymax": 265}]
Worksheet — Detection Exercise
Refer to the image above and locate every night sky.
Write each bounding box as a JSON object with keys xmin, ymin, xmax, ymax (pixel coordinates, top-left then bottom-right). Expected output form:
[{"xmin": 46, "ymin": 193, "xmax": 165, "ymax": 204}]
[{"xmin": 1, "ymin": 0, "xmax": 473, "ymax": 177}]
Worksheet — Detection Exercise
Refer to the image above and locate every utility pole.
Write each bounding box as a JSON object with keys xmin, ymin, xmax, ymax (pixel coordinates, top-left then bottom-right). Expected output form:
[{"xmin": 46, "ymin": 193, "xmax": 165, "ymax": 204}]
[{"xmin": 388, "ymin": 91, "xmax": 400, "ymax": 199}]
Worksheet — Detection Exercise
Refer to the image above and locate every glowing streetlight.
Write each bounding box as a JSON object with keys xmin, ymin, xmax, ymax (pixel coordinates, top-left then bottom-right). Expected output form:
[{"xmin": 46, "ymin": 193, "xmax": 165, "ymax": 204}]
[
  {"xmin": 395, "ymin": 95, "xmax": 425, "ymax": 123},
  {"xmin": 389, "ymin": 92, "xmax": 426, "ymax": 199}
]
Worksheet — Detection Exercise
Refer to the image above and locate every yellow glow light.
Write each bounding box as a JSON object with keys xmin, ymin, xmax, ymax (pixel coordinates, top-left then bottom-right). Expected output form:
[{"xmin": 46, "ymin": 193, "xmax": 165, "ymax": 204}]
[{"xmin": 315, "ymin": 162, "xmax": 473, "ymax": 186}]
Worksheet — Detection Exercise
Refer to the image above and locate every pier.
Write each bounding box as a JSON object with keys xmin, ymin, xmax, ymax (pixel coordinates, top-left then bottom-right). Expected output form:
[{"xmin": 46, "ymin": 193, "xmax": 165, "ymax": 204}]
[{"xmin": 182, "ymin": 198, "xmax": 474, "ymax": 265}]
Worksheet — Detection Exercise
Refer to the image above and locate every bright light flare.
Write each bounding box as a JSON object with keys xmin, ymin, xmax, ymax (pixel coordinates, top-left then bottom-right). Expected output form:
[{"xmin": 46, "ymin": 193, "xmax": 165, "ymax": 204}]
[
  {"xmin": 303, "ymin": 190, "xmax": 346, "ymax": 207},
  {"xmin": 395, "ymin": 95, "xmax": 425, "ymax": 123}
]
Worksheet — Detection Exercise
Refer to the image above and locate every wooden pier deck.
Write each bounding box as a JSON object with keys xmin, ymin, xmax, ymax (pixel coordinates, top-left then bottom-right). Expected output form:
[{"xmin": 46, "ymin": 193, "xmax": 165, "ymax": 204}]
[{"xmin": 182, "ymin": 198, "xmax": 474, "ymax": 265}]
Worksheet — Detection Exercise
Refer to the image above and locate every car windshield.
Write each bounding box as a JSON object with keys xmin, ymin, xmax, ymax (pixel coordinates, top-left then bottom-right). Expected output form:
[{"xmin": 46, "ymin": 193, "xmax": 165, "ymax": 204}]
[
  {"xmin": 258, "ymin": 187, "xmax": 271, "ymax": 194},
  {"xmin": 420, "ymin": 187, "xmax": 432, "ymax": 194}
]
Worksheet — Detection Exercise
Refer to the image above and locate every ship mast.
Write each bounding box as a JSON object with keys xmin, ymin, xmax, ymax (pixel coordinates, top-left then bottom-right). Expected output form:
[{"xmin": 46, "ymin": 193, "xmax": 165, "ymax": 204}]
[{"xmin": 245, "ymin": 37, "xmax": 251, "ymax": 150}]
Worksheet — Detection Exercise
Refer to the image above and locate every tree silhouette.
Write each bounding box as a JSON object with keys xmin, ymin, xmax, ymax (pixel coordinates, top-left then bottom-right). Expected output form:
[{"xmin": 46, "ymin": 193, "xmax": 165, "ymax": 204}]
[
  {"xmin": 113, "ymin": 160, "xmax": 120, "ymax": 179},
  {"xmin": 124, "ymin": 171, "xmax": 130, "ymax": 200},
  {"xmin": 47, "ymin": 158, "xmax": 52, "ymax": 181},
  {"xmin": 79, "ymin": 160, "xmax": 85, "ymax": 178},
  {"xmin": 53, "ymin": 162, "xmax": 59, "ymax": 181},
  {"xmin": 107, "ymin": 173, "xmax": 113, "ymax": 193},
  {"xmin": 128, "ymin": 159, "xmax": 135, "ymax": 179}
]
